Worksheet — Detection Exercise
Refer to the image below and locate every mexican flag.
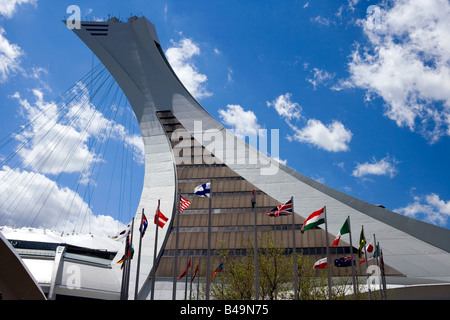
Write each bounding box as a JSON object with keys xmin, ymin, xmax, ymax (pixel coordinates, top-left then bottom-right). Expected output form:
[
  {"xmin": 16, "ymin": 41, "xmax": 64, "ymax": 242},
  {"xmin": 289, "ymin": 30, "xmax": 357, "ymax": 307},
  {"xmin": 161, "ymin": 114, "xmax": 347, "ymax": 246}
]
[
  {"xmin": 301, "ymin": 207, "xmax": 325, "ymax": 233},
  {"xmin": 331, "ymin": 217, "xmax": 350, "ymax": 247}
]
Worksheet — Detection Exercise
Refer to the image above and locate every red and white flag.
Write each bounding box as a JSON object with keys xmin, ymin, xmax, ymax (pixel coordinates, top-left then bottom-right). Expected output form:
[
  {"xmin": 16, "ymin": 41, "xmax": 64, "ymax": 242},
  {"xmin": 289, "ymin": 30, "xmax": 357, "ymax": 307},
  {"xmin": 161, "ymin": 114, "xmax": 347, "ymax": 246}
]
[
  {"xmin": 313, "ymin": 257, "xmax": 328, "ymax": 269},
  {"xmin": 154, "ymin": 208, "xmax": 168, "ymax": 228},
  {"xmin": 179, "ymin": 196, "xmax": 191, "ymax": 213}
]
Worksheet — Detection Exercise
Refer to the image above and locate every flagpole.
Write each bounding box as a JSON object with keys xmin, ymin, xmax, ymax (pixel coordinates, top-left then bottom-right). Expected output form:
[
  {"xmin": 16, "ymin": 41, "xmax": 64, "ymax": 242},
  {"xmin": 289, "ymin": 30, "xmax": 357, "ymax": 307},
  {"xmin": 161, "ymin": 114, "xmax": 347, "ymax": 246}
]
[
  {"xmin": 252, "ymin": 189, "xmax": 259, "ymax": 300},
  {"xmin": 380, "ymin": 248, "xmax": 387, "ymax": 300},
  {"xmin": 172, "ymin": 189, "xmax": 181, "ymax": 300},
  {"xmin": 184, "ymin": 255, "xmax": 190, "ymax": 300},
  {"xmin": 134, "ymin": 208, "xmax": 144, "ymax": 300},
  {"xmin": 189, "ymin": 263, "xmax": 193, "ymax": 300},
  {"xmin": 119, "ymin": 228, "xmax": 129, "ymax": 300},
  {"xmin": 373, "ymin": 234, "xmax": 382, "ymax": 300},
  {"xmin": 206, "ymin": 180, "xmax": 212, "ymax": 300},
  {"xmin": 347, "ymin": 216, "xmax": 358, "ymax": 300},
  {"xmin": 151, "ymin": 199, "xmax": 160, "ymax": 300},
  {"xmin": 323, "ymin": 206, "xmax": 332, "ymax": 300},
  {"xmin": 122, "ymin": 218, "xmax": 134, "ymax": 300},
  {"xmin": 362, "ymin": 226, "xmax": 372, "ymax": 300},
  {"xmin": 291, "ymin": 196, "xmax": 298, "ymax": 299}
]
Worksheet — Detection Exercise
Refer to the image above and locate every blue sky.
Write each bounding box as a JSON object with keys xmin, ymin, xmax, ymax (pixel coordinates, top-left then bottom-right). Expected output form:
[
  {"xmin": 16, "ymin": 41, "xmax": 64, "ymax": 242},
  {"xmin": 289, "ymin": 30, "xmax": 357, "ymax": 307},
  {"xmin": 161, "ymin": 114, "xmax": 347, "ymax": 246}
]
[{"xmin": 0, "ymin": 0, "xmax": 449, "ymax": 235}]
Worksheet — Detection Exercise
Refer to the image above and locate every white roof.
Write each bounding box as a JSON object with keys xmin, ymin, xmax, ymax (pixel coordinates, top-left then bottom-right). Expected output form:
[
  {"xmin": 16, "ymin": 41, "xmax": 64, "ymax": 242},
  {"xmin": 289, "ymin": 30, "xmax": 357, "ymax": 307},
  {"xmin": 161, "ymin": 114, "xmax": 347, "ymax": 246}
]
[{"xmin": 1, "ymin": 226, "xmax": 122, "ymax": 252}]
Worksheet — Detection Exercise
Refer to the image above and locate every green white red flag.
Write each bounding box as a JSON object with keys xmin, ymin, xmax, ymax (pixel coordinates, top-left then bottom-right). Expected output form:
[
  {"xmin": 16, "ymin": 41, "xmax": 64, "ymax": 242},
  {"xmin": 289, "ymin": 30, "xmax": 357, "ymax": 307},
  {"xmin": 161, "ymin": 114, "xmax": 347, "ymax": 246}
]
[
  {"xmin": 331, "ymin": 217, "xmax": 350, "ymax": 247},
  {"xmin": 301, "ymin": 207, "xmax": 325, "ymax": 233}
]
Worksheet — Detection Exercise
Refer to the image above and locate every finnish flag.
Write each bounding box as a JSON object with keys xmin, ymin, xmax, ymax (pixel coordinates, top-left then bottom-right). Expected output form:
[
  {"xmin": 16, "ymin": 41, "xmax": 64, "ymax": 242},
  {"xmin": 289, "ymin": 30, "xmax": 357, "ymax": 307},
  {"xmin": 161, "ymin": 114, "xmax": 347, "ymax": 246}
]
[{"xmin": 194, "ymin": 182, "xmax": 211, "ymax": 198}]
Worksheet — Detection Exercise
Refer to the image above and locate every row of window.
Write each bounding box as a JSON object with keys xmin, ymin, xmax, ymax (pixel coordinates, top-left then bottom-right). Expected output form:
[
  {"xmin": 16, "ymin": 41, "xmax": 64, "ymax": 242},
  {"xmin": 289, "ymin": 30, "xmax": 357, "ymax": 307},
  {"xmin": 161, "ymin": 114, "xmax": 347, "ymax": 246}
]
[
  {"xmin": 162, "ymin": 246, "xmax": 354, "ymax": 257},
  {"xmin": 172, "ymin": 224, "xmax": 303, "ymax": 233}
]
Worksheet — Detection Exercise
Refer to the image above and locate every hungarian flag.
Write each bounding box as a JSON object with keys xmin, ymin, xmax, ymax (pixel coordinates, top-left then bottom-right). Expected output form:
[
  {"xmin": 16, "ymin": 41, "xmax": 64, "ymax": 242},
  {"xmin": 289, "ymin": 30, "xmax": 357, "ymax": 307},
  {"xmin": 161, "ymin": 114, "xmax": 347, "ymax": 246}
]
[
  {"xmin": 139, "ymin": 213, "xmax": 148, "ymax": 237},
  {"xmin": 211, "ymin": 262, "xmax": 223, "ymax": 281},
  {"xmin": 313, "ymin": 257, "xmax": 328, "ymax": 269},
  {"xmin": 301, "ymin": 207, "xmax": 325, "ymax": 233},
  {"xmin": 331, "ymin": 217, "xmax": 350, "ymax": 247},
  {"xmin": 267, "ymin": 198, "xmax": 293, "ymax": 217},
  {"xmin": 179, "ymin": 196, "xmax": 191, "ymax": 213},
  {"xmin": 154, "ymin": 209, "xmax": 169, "ymax": 228},
  {"xmin": 251, "ymin": 189, "xmax": 256, "ymax": 208}
]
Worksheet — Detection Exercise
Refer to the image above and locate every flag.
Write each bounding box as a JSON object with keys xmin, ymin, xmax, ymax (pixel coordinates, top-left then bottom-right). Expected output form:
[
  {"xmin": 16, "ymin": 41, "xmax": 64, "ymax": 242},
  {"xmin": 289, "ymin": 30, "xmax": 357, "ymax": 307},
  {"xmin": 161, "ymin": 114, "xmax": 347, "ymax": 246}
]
[
  {"xmin": 112, "ymin": 223, "xmax": 131, "ymax": 240},
  {"xmin": 267, "ymin": 198, "xmax": 293, "ymax": 217},
  {"xmin": 313, "ymin": 257, "xmax": 328, "ymax": 269},
  {"xmin": 191, "ymin": 264, "xmax": 199, "ymax": 281},
  {"xmin": 139, "ymin": 213, "xmax": 148, "ymax": 237},
  {"xmin": 331, "ymin": 217, "xmax": 350, "ymax": 247},
  {"xmin": 359, "ymin": 226, "xmax": 366, "ymax": 260},
  {"xmin": 211, "ymin": 262, "xmax": 223, "ymax": 281},
  {"xmin": 194, "ymin": 182, "xmax": 210, "ymax": 197},
  {"xmin": 334, "ymin": 256, "xmax": 355, "ymax": 267},
  {"xmin": 116, "ymin": 234, "xmax": 134, "ymax": 269},
  {"xmin": 178, "ymin": 268, "xmax": 187, "ymax": 280},
  {"xmin": 154, "ymin": 209, "xmax": 169, "ymax": 228},
  {"xmin": 180, "ymin": 196, "xmax": 191, "ymax": 213},
  {"xmin": 178, "ymin": 257, "xmax": 192, "ymax": 280},
  {"xmin": 251, "ymin": 189, "xmax": 256, "ymax": 208},
  {"xmin": 301, "ymin": 207, "xmax": 325, "ymax": 233},
  {"xmin": 359, "ymin": 239, "xmax": 376, "ymax": 264}
]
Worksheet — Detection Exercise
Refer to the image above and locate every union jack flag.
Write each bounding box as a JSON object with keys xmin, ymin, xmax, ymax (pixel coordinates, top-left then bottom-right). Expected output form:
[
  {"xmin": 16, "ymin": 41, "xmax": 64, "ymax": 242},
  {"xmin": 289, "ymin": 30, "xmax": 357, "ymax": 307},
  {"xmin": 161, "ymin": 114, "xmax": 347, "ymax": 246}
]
[
  {"xmin": 267, "ymin": 198, "xmax": 293, "ymax": 217},
  {"xmin": 179, "ymin": 196, "xmax": 191, "ymax": 213}
]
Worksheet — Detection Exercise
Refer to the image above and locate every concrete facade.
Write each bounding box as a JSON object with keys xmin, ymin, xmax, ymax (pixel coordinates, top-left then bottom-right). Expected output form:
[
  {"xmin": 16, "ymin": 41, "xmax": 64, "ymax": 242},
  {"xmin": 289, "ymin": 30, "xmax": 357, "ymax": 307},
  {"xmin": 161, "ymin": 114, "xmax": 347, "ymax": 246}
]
[{"xmin": 65, "ymin": 16, "xmax": 450, "ymax": 299}]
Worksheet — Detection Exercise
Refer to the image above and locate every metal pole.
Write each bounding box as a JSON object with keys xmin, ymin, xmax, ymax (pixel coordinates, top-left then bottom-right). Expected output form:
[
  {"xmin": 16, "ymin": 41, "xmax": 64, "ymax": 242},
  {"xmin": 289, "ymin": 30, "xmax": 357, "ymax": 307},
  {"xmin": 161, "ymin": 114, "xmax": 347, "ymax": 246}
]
[
  {"xmin": 151, "ymin": 199, "xmax": 160, "ymax": 300},
  {"xmin": 253, "ymin": 189, "xmax": 259, "ymax": 300},
  {"xmin": 363, "ymin": 226, "xmax": 371, "ymax": 300},
  {"xmin": 134, "ymin": 209, "xmax": 144, "ymax": 299},
  {"xmin": 291, "ymin": 196, "xmax": 298, "ymax": 299},
  {"xmin": 347, "ymin": 216, "xmax": 358, "ymax": 300},
  {"xmin": 172, "ymin": 190, "xmax": 181, "ymax": 300},
  {"xmin": 373, "ymin": 234, "xmax": 382, "ymax": 300},
  {"xmin": 206, "ymin": 180, "xmax": 212, "ymax": 300},
  {"xmin": 323, "ymin": 206, "xmax": 332, "ymax": 300},
  {"xmin": 184, "ymin": 255, "xmax": 189, "ymax": 300}
]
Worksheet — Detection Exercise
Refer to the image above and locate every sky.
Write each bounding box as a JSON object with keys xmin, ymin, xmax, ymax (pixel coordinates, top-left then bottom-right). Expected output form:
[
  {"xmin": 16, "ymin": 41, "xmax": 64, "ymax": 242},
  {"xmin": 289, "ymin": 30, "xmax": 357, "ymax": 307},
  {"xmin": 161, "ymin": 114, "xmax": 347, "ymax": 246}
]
[{"xmin": 0, "ymin": 0, "xmax": 449, "ymax": 236}]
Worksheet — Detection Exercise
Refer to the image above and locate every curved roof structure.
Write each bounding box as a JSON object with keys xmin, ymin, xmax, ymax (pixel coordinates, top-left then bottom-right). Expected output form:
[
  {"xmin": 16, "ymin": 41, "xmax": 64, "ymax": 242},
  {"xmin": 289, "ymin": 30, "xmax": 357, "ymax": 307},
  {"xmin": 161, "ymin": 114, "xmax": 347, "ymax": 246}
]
[{"xmin": 67, "ymin": 16, "xmax": 450, "ymax": 299}]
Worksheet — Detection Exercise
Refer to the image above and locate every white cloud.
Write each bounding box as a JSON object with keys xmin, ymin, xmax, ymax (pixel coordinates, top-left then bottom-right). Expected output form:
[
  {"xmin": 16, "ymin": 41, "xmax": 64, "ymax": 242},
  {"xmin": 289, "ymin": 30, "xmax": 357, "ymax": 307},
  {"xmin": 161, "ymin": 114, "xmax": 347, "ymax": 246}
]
[
  {"xmin": 165, "ymin": 38, "xmax": 212, "ymax": 100},
  {"xmin": 11, "ymin": 86, "xmax": 144, "ymax": 179},
  {"xmin": 218, "ymin": 104, "xmax": 261, "ymax": 136},
  {"xmin": 0, "ymin": 27, "xmax": 22, "ymax": 82},
  {"xmin": 0, "ymin": 166, "xmax": 123, "ymax": 236},
  {"xmin": 395, "ymin": 193, "xmax": 450, "ymax": 227},
  {"xmin": 266, "ymin": 93, "xmax": 302, "ymax": 120},
  {"xmin": 340, "ymin": 0, "xmax": 450, "ymax": 143},
  {"xmin": 268, "ymin": 93, "xmax": 352, "ymax": 152},
  {"xmin": 288, "ymin": 119, "xmax": 352, "ymax": 152},
  {"xmin": 0, "ymin": 0, "xmax": 36, "ymax": 18},
  {"xmin": 352, "ymin": 156, "xmax": 398, "ymax": 178},
  {"xmin": 307, "ymin": 67, "xmax": 335, "ymax": 89},
  {"xmin": 310, "ymin": 16, "xmax": 331, "ymax": 26}
]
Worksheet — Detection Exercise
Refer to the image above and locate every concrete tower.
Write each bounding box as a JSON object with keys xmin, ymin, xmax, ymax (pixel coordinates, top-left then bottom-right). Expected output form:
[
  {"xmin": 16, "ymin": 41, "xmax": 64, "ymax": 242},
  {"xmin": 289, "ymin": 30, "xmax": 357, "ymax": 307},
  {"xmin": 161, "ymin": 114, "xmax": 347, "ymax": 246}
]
[{"xmin": 70, "ymin": 16, "xmax": 450, "ymax": 299}]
